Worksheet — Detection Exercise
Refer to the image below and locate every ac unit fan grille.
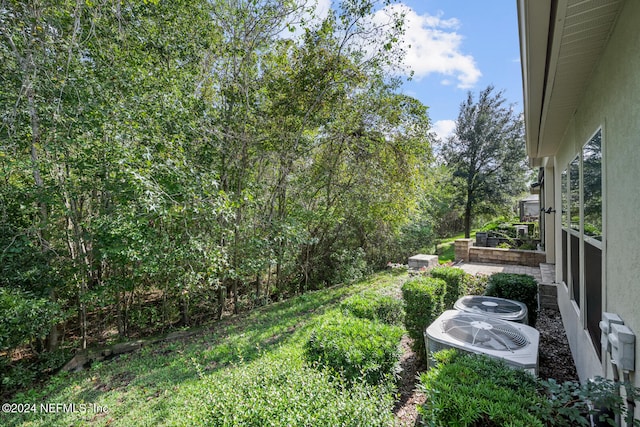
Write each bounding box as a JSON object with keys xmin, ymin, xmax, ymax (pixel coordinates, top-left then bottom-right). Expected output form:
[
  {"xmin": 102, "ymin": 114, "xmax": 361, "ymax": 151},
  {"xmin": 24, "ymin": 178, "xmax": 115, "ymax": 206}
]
[
  {"xmin": 425, "ymin": 311, "xmax": 539, "ymax": 374},
  {"xmin": 443, "ymin": 317, "xmax": 529, "ymax": 352},
  {"xmin": 454, "ymin": 296, "xmax": 528, "ymax": 324}
]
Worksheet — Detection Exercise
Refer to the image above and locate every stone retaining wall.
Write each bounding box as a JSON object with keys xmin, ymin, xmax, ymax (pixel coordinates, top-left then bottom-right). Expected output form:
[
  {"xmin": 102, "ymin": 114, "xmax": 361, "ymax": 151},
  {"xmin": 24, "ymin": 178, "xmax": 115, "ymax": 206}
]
[
  {"xmin": 454, "ymin": 239, "xmax": 474, "ymax": 262},
  {"xmin": 468, "ymin": 246, "xmax": 546, "ymax": 267},
  {"xmin": 454, "ymin": 238, "xmax": 546, "ymax": 267}
]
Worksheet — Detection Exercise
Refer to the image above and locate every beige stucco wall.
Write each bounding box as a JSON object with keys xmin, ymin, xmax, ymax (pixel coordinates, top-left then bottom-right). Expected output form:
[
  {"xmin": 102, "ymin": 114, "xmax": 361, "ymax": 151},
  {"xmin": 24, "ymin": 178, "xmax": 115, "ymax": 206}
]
[
  {"xmin": 543, "ymin": 161, "xmax": 555, "ymax": 263},
  {"xmin": 550, "ymin": 0, "xmax": 640, "ymax": 397}
]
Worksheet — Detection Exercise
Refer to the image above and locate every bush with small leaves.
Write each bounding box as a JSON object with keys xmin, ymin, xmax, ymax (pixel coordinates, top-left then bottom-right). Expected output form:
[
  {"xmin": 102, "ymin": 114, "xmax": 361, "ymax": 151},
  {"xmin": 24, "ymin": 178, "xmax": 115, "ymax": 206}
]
[
  {"xmin": 340, "ymin": 291, "xmax": 404, "ymax": 325},
  {"xmin": 538, "ymin": 377, "xmax": 640, "ymax": 427},
  {"xmin": 329, "ymin": 247, "xmax": 369, "ymax": 285},
  {"xmin": 430, "ymin": 266, "xmax": 467, "ymax": 309},
  {"xmin": 418, "ymin": 350, "xmax": 548, "ymax": 427},
  {"xmin": 0, "ymin": 287, "xmax": 64, "ymax": 351},
  {"xmin": 485, "ymin": 272, "xmax": 538, "ymax": 325},
  {"xmin": 304, "ymin": 310, "xmax": 403, "ymax": 385},
  {"xmin": 192, "ymin": 350, "xmax": 396, "ymax": 426},
  {"xmin": 418, "ymin": 350, "xmax": 640, "ymax": 427},
  {"xmin": 401, "ymin": 277, "xmax": 446, "ymax": 362},
  {"xmin": 462, "ymin": 273, "xmax": 489, "ymax": 296}
]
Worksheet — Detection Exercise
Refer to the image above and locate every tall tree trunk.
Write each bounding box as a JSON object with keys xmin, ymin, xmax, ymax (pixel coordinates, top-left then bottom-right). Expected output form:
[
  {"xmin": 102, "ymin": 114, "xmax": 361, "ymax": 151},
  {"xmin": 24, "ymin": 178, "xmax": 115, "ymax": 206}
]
[
  {"xmin": 232, "ymin": 213, "xmax": 240, "ymax": 315},
  {"xmin": 464, "ymin": 188, "xmax": 473, "ymax": 238},
  {"xmin": 265, "ymin": 266, "xmax": 272, "ymax": 302},
  {"xmin": 232, "ymin": 279, "xmax": 239, "ymax": 314},
  {"xmin": 180, "ymin": 293, "xmax": 189, "ymax": 325},
  {"xmin": 63, "ymin": 197, "xmax": 91, "ymax": 349},
  {"xmin": 275, "ymin": 255, "xmax": 282, "ymax": 298},
  {"xmin": 162, "ymin": 292, "xmax": 169, "ymax": 327},
  {"xmin": 301, "ymin": 244, "xmax": 310, "ymax": 294},
  {"xmin": 46, "ymin": 291, "xmax": 60, "ymax": 351},
  {"xmin": 275, "ymin": 168, "xmax": 288, "ymax": 295},
  {"xmin": 117, "ymin": 290, "xmax": 125, "ymax": 338},
  {"xmin": 216, "ymin": 286, "xmax": 225, "ymax": 320},
  {"xmin": 22, "ymin": 48, "xmax": 63, "ymax": 351}
]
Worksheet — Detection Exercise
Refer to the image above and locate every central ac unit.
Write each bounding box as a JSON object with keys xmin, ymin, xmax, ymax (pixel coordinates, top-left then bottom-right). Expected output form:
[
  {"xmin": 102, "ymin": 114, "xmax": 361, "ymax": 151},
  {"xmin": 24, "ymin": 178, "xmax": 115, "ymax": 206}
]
[
  {"xmin": 425, "ymin": 310, "xmax": 539, "ymax": 374},
  {"xmin": 454, "ymin": 295, "xmax": 528, "ymax": 324}
]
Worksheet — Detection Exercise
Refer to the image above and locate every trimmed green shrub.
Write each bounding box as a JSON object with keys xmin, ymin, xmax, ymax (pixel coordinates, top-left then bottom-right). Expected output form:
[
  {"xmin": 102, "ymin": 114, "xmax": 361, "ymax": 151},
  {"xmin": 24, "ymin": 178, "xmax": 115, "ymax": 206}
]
[
  {"xmin": 418, "ymin": 351, "xmax": 640, "ymax": 427},
  {"xmin": 430, "ymin": 266, "xmax": 467, "ymax": 309},
  {"xmin": 192, "ymin": 351, "xmax": 395, "ymax": 426},
  {"xmin": 304, "ymin": 310, "xmax": 403, "ymax": 385},
  {"xmin": 340, "ymin": 291, "xmax": 405, "ymax": 325},
  {"xmin": 418, "ymin": 350, "xmax": 548, "ymax": 427},
  {"xmin": 401, "ymin": 277, "xmax": 446, "ymax": 361},
  {"xmin": 485, "ymin": 273, "xmax": 538, "ymax": 325}
]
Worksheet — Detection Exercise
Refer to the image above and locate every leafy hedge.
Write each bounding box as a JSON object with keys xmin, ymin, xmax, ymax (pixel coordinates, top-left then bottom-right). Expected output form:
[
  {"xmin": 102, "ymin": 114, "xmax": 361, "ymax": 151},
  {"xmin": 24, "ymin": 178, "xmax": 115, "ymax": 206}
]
[
  {"xmin": 401, "ymin": 277, "xmax": 446, "ymax": 362},
  {"xmin": 0, "ymin": 288, "xmax": 64, "ymax": 351},
  {"xmin": 418, "ymin": 350, "xmax": 547, "ymax": 427},
  {"xmin": 430, "ymin": 266, "xmax": 466, "ymax": 309},
  {"xmin": 193, "ymin": 351, "xmax": 395, "ymax": 426},
  {"xmin": 304, "ymin": 310, "xmax": 403, "ymax": 385},
  {"xmin": 419, "ymin": 350, "xmax": 640, "ymax": 427},
  {"xmin": 485, "ymin": 273, "xmax": 538, "ymax": 325},
  {"xmin": 340, "ymin": 291, "xmax": 404, "ymax": 325}
]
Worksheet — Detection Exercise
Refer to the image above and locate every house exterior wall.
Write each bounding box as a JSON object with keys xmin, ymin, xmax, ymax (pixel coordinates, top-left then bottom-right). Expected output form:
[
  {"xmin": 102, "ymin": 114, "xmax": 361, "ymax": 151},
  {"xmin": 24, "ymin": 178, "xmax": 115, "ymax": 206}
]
[
  {"xmin": 548, "ymin": 0, "xmax": 640, "ymax": 394},
  {"xmin": 543, "ymin": 161, "xmax": 555, "ymax": 263}
]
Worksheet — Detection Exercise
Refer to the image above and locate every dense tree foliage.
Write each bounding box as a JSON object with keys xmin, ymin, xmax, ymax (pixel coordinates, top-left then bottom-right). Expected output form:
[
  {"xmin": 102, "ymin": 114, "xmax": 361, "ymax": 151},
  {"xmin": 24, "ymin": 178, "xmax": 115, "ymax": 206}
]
[
  {"xmin": 0, "ymin": 0, "xmax": 438, "ymax": 367},
  {"xmin": 0, "ymin": 2, "xmax": 531, "ymax": 393},
  {"xmin": 440, "ymin": 85, "xmax": 527, "ymax": 237}
]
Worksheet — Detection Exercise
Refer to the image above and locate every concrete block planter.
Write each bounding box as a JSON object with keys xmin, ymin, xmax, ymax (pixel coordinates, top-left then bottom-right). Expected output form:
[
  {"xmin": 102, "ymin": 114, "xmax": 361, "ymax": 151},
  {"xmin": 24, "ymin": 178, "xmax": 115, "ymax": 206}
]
[{"xmin": 408, "ymin": 254, "xmax": 439, "ymax": 270}]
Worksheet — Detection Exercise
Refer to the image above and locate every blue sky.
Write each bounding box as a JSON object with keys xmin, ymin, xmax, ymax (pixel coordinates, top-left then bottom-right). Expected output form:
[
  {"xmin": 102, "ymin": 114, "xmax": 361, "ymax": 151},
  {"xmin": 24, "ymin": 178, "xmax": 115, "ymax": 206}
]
[
  {"xmin": 391, "ymin": 0, "xmax": 523, "ymax": 140},
  {"xmin": 300, "ymin": 0, "xmax": 523, "ymax": 140}
]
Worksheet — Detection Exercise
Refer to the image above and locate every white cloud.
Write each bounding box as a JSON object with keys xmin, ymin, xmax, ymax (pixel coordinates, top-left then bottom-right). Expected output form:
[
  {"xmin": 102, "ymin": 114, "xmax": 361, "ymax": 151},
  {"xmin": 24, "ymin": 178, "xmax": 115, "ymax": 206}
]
[
  {"xmin": 373, "ymin": 4, "xmax": 481, "ymax": 89},
  {"xmin": 432, "ymin": 119, "xmax": 456, "ymax": 141},
  {"xmin": 282, "ymin": 2, "xmax": 481, "ymax": 89},
  {"xmin": 281, "ymin": 0, "xmax": 331, "ymax": 40},
  {"xmin": 306, "ymin": 0, "xmax": 331, "ymax": 26}
]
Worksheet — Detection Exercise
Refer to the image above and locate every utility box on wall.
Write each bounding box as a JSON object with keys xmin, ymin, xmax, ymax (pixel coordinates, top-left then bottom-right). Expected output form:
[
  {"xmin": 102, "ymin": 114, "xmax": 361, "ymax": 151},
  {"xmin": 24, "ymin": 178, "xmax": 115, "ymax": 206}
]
[{"xmin": 609, "ymin": 323, "xmax": 635, "ymax": 372}]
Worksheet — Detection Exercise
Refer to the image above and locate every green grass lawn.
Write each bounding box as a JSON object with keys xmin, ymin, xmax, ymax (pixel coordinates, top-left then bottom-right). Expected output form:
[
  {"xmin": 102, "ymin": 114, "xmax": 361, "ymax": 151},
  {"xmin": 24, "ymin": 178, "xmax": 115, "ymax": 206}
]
[
  {"xmin": 436, "ymin": 231, "xmax": 476, "ymax": 264},
  {"xmin": 1, "ymin": 271, "xmax": 409, "ymax": 427}
]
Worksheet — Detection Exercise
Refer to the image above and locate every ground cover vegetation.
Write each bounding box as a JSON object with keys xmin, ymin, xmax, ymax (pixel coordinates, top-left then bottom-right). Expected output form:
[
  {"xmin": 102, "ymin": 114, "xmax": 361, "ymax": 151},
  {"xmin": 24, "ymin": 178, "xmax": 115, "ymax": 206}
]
[
  {"xmin": 0, "ymin": 0, "xmax": 529, "ymax": 398},
  {"xmin": 5, "ymin": 262, "xmax": 634, "ymax": 426},
  {"xmin": 339, "ymin": 290, "xmax": 405, "ymax": 325},
  {"xmin": 304, "ymin": 309, "xmax": 403, "ymax": 385},
  {"xmin": 0, "ymin": 271, "xmax": 405, "ymax": 426},
  {"xmin": 419, "ymin": 350, "xmax": 640, "ymax": 427}
]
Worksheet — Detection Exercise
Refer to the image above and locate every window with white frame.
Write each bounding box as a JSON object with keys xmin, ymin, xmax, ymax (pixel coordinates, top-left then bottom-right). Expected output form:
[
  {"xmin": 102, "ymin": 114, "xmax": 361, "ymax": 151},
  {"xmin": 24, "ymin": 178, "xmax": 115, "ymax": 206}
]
[{"xmin": 560, "ymin": 128, "xmax": 603, "ymax": 358}]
